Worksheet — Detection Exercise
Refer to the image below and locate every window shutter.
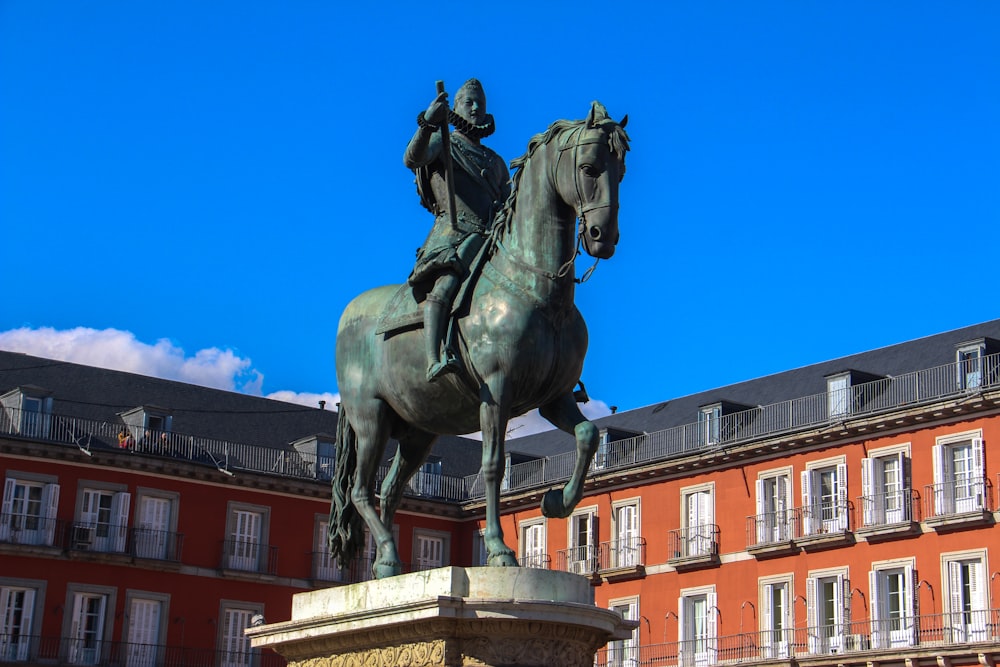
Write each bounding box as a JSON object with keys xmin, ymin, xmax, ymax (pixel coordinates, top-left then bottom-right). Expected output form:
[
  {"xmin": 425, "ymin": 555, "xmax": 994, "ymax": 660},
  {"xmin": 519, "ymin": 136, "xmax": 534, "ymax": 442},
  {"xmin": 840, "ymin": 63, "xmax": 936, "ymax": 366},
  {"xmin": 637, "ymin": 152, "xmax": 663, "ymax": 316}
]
[
  {"xmin": 111, "ymin": 492, "xmax": 131, "ymax": 552},
  {"xmin": 836, "ymin": 463, "xmax": 848, "ymax": 530},
  {"xmin": 931, "ymin": 445, "xmax": 944, "ymax": 515},
  {"xmin": 948, "ymin": 561, "xmax": 963, "ymax": 623},
  {"xmin": 801, "ymin": 470, "xmax": 815, "ymax": 535},
  {"xmin": 868, "ymin": 570, "xmax": 881, "ymax": 648},
  {"xmin": 754, "ymin": 479, "xmax": 766, "ymax": 543},
  {"xmin": 707, "ymin": 590, "xmax": 718, "ymax": 661},
  {"xmin": 896, "ymin": 451, "xmax": 909, "ymax": 522},
  {"xmin": 762, "ymin": 584, "xmax": 773, "ymax": 633},
  {"xmin": 841, "ymin": 576, "xmax": 851, "ymax": 628},
  {"xmin": 0, "ymin": 478, "xmax": 14, "ymax": 541},
  {"xmin": 860, "ymin": 458, "xmax": 874, "ymax": 526},
  {"xmin": 805, "ymin": 577, "xmax": 817, "ymax": 653},
  {"xmin": 704, "ymin": 489, "xmax": 714, "ymax": 527},
  {"xmin": 42, "ymin": 483, "xmax": 60, "ymax": 546},
  {"xmin": 677, "ymin": 595, "xmax": 686, "ymax": 645},
  {"xmin": 972, "ymin": 438, "xmax": 985, "ymax": 478}
]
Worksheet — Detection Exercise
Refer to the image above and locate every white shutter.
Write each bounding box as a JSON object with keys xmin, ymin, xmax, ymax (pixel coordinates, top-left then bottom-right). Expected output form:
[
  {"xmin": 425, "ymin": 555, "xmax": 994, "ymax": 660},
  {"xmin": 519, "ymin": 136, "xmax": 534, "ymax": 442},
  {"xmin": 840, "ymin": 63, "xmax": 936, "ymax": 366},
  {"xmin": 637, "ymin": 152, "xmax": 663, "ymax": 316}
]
[
  {"xmin": 127, "ymin": 598, "xmax": 161, "ymax": 666},
  {"xmin": 81, "ymin": 490, "xmax": 99, "ymax": 525},
  {"xmin": 754, "ymin": 479, "xmax": 766, "ymax": 543},
  {"xmin": 42, "ymin": 483, "xmax": 60, "ymax": 546},
  {"xmin": 836, "ymin": 463, "xmax": 848, "ymax": 530},
  {"xmin": 677, "ymin": 595, "xmax": 686, "ymax": 663},
  {"xmin": 868, "ymin": 570, "xmax": 881, "ymax": 648},
  {"xmin": 860, "ymin": 458, "xmax": 874, "ymax": 526},
  {"xmin": 762, "ymin": 584, "xmax": 773, "ymax": 634},
  {"xmin": 801, "ymin": 471, "xmax": 815, "ymax": 535},
  {"xmin": 111, "ymin": 492, "xmax": 131, "ymax": 553},
  {"xmin": 948, "ymin": 561, "xmax": 963, "ymax": 633},
  {"xmin": 707, "ymin": 590, "xmax": 718, "ymax": 662},
  {"xmin": 0, "ymin": 479, "xmax": 14, "ymax": 541},
  {"xmin": 805, "ymin": 577, "xmax": 817, "ymax": 653},
  {"xmin": 931, "ymin": 445, "xmax": 947, "ymax": 515}
]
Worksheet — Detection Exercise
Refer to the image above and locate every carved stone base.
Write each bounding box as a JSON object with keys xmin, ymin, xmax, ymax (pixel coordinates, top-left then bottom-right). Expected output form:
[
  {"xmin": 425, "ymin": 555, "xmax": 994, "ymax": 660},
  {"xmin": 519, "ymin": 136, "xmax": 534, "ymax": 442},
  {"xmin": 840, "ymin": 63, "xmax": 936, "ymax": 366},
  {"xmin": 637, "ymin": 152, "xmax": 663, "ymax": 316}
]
[{"xmin": 247, "ymin": 566, "xmax": 636, "ymax": 667}]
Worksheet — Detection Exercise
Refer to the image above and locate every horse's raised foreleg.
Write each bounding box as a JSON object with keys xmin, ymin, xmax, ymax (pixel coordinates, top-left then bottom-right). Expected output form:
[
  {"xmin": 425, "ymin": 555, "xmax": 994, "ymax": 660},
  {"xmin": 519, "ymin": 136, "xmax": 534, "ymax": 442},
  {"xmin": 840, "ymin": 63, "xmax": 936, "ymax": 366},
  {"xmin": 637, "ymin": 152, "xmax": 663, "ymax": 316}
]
[
  {"xmin": 348, "ymin": 402, "xmax": 402, "ymax": 579},
  {"xmin": 479, "ymin": 379, "xmax": 518, "ymax": 567},
  {"xmin": 538, "ymin": 393, "xmax": 599, "ymax": 519},
  {"xmin": 379, "ymin": 429, "xmax": 436, "ymax": 531}
]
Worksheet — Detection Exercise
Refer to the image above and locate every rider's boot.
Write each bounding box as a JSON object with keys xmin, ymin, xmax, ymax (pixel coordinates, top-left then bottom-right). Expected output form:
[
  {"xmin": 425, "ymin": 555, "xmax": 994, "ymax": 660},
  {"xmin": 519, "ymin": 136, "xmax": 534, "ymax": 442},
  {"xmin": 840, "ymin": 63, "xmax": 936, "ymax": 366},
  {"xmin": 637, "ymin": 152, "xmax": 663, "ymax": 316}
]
[{"xmin": 424, "ymin": 295, "xmax": 458, "ymax": 382}]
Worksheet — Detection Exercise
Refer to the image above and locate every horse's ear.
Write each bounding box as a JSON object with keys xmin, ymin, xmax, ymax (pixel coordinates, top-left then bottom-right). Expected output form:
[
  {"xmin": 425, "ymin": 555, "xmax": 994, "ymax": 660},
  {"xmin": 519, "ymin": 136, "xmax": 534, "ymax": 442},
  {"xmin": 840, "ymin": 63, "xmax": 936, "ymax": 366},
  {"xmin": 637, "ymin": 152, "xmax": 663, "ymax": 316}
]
[
  {"xmin": 619, "ymin": 114, "xmax": 629, "ymax": 128},
  {"xmin": 586, "ymin": 102, "xmax": 598, "ymax": 128},
  {"xmin": 587, "ymin": 101, "xmax": 609, "ymax": 128}
]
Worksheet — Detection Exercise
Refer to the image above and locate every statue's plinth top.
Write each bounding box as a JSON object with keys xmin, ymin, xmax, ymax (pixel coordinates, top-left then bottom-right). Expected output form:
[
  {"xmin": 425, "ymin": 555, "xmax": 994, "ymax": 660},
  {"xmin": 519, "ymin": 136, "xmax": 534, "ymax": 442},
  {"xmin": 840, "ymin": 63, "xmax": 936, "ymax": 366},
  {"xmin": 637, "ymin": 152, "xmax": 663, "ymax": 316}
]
[{"xmin": 248, "ymin": 566, "xmax": 636, "ymax": 667}]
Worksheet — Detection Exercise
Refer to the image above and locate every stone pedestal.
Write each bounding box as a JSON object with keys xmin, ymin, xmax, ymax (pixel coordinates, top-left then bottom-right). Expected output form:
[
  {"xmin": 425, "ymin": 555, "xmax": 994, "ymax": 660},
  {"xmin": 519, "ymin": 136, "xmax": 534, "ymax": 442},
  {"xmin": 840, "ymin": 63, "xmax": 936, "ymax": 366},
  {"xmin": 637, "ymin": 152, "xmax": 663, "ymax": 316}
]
[{"xmin": 247, "ymin": 566, "xmax": 636, "ymax": 667}]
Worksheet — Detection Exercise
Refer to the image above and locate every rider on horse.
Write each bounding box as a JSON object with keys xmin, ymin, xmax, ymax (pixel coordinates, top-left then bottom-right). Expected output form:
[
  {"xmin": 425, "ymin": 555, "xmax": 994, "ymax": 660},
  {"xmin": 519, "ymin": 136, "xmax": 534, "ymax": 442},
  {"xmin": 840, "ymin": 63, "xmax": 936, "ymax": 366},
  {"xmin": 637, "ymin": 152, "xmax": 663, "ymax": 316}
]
[{"xmin": 404, "ymin": 78, "xmax": 511, "ymax": 382}]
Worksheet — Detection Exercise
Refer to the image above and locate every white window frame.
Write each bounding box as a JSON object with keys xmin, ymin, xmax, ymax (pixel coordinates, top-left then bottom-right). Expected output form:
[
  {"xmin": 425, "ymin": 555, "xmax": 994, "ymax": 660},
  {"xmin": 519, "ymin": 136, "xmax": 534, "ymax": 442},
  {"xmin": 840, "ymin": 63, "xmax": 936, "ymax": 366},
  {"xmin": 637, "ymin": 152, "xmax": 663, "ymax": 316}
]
[
  {"xmin": 123, "ymin": 590, "xmax": 169, "ymax": 667},
  {"xmin": 932, "ymin": 431, "xmax": 986, "ymax": 515},
  {"xmin": 76, "ymin": 481, "xmax": 130, "ymax": 553},
  {"xmin": 567, "ymin": 506, "xmax": 597, "ymax": 574},
  {"xmin": 217, "ymin": 600, "xmax": 262, "ymax": 667},
  {"xmin": 826, "ymin": 373, "xmax": 851, "ymax": 419},
  {"xmin": 224, "ymin": 502, "xmax": 270, "ymax": 572},
  {"xmin": 956, "ymin": 342, "xmax": 985, "ymax": 390},
  {"xmin": 754, "ymin": 467, "xmax": 791, "ymax": 544},
  {"xmin": 313, "ymin": 515, "xmax": 343, "ymax": 582},
  {"xmin": 472, "ymin": 528, "xmax": 487, "ymax": 567},
  {"xmin": 759, "ymin": 575, "xmax": 793, "ymax": 659},
  {"xmin": 611, "ymin": 498, "xmax": 641, "ymax": 569},
  {"xmin": 133, "ymin": 488, "xmax": 178, "ymax": 560},
  {"xmin": 681, "ymin": 483, "xmax": 714, "ymax": 558},
  {"xmin": 63, "ymin": 584, "xmax": 116, "ymax": 666},
  {"xmin": 861, "ymin": 444, "xmax": 910, "ymax": 526},
  {"xmin": 678, "ymin": 585, "xmax": 717, "ymax": 667},
  {"xmin": 1, "ymin": 471, "xmax": 60, "ymax": 546},
  {"xmin": 868, "ymin": 558, "xmax": 916, "ymax": 649},
  {"xmin": 0, "ymin": 577, "xmax": 45, "ymax": 662},
  {"xmin": 412, "ymin": 528, "xmax": 449, "ymax": 571},
  {"xmin": 942, "ymin": 549, "xmax": 989, "ymax": 643},
  {"xmin": 699, "ymin": 404, "xmax": 721, "ymax": 446},
  {"xmin": 805, "ymin": 567, "xmax": 850, "ymax": 654},
  {"xmin": 519, "ymin": 518, "xmax": 547, "ymax": 569},
  {"xmin": 801, "ymin": 457, "xmax": 848, "ymax": 535},
  {"xmin": 608, "ymin": 596, "xmax": 639, "ymax": 667}
]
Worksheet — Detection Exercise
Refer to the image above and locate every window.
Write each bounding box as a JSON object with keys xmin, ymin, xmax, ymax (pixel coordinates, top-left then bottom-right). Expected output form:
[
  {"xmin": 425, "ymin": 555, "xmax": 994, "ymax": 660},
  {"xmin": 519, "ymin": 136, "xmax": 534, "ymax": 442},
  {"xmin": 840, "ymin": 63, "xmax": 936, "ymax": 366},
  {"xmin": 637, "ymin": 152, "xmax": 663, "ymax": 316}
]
[
  {"xmin": 608, "ymin": 597, "xmax": 639, "ymax": 667},
  {"xmin": 681, "ymin": 484, "xmax": 714, "ymax": 558},
  {"xmin": 801, "ymin": 460, "xmax": 847, "ymax": 535},
  {"xmin": 218, "ymin": 602, "xmax": 262, "ymax": 667},
  {"xmin": 567, "ymin": 508, "xmax": 597, "ymax": 574},
  {"xmin": 0, "ymin": 578, "xmax": 44, "ymax": 662},
  {"xmin": 931, "ymin": 434, "xmax": 986, "ymax": 515},
  {"xmin": 592, "ymin": 430, "xmax": 611, "ymax": 470},
  {"xmin": 519, "ymin": 519, "xmax": 547, "ymax": 569},
  {"xmin": 805, "ymin": 570, "xmax": 849, "ymax": 654},
  {"xmin": 0, "ymin": 388, "xmax": 52, "ymax": 439},
  {"xmin": 611, "ymin": 499, "xmax": 641, "ymax": 568},
  {"xmin": 75, "ymin": 483, "xmax": 130, "ymax": 553},
  {"xmin": 957, "ymin": 342, "xmax": 984, "ymax": 389},
  {"xmin": 123, "ymin": 591, "xmax": 168, "ymax": 667},
  {"xmin": 827, "ymin": 374, "xmax": 850, "ymax": 418},
  {"xmin": 224, "ymin": 502, "xmax": 270, "ymax": 573},
  {"xmin": 699, "ymin": 404, "xmax": 721, "ymax": 446},
  {"xmin": 759, "ymin": 577, "xmax": 793, "ymax": 659},
  {"xmin": 753, "ymin": 469, "xmax": 791, "ymax": 544},
  {"xmin": 64, "ymin": 585, "xmax": 116, "ymax": 666},
  {"xmin": 292, "ymin": 436, "xmax": 336, "ymax": 481},
  {"xmin": 869, "ymin": 560, "xmax": 915, "ymax": 649},
  {"xmin": 413, "ymin": 530, "xmax": 448, "ymax": 571},
  {"xmin": 861, "ymin": 447, "xmax": 910, "ymax": 526},
  {"xmin": 133, "ymin": 489, "xmax": 178, "ymax": 560},
  {"xmin": 313, "ymin": 518, "xmax": 342, "ymax": 582},
  {"xmin": 943, "ymin": 550, "xmax": 988, "ymax": 643},
  {"xmin": 1, "ymin": 474, "xmax": 59, "ymax": 546},
  {"xmin": 472, "ymin": 529, "xmax": 487, "ymax": 567},
  {"xmin": 679, "ymin": 587, "xmax": 717, "ymax": 667},
  {"xmin": 119, "ymin": 407, "xmax": 173, "ymax": 453}
]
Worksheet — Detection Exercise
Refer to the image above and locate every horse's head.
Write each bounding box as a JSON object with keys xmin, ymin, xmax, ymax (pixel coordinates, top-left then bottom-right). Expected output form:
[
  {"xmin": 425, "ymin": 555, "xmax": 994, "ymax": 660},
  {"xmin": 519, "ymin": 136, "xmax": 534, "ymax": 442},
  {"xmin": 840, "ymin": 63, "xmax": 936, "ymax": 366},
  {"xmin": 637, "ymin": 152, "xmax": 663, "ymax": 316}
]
[{"xmin": 555, "ymin": 101, "xmax": 630, "ymax": 260}]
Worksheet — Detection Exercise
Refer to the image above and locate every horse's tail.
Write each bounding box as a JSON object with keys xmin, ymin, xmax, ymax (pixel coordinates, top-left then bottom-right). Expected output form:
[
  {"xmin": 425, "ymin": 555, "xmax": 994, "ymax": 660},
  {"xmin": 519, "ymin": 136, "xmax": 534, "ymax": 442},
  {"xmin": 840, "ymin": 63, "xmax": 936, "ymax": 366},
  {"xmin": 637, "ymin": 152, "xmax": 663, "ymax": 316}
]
[{"xmin": 328, "ymin": 406, "xmax": 364, "ymax": 567}]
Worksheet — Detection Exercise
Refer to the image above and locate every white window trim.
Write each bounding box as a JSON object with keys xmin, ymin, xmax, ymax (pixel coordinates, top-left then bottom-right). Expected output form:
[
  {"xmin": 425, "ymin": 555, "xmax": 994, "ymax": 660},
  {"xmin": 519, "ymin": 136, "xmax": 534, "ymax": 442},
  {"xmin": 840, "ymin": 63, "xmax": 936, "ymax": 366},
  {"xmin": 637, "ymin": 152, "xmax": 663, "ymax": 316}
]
[
  {"xmin": 608, "ymin": 595, "xmax": 640, "ymax": 666},
  {"xmin": 123, "ymin": 589, "xmax": 170, "ymax": 664},
  {"xmin": 412, "ymin": 528, "xmax": 450, "ymax": 570},
  {"xmin": 804, "ymin": 566, "xmax": 850, "ymax": 654},
  {"xmin": 931, "ymin": 429, "xmax": 986, "ymax": 516},
  {"xmin": 758, "ymin": 574, "xmax": 794, "ymax": 659},
  {"xmin": 679, "ymin": 482, "xmax": 715, "ymax": 558},
  {"xmin": 518, "ymin": 517, "xmax": 547, "ymax": 569},
  {"xmin": 611, "ymin": 497, "xmax": 642, "ymax": 569},
  {"xmin": 801, "ymin": 456, "xmax": 848, "ymax": 535},
  {"xmin": 567, "ymin": 506, "xmax": 597, "ymax": 574},
  {"xmin": 861, "ymin": 443, "xmax": 911, "ymax": 527},
  {"xmin": 62, "ymin": 583, "xmax": 117, "ymax": 666},
  {"xmin": 217, "ymin": 599, "xmax": 263, "ymax": 667},
  {"xmin": 0, "ymin": 576, "xmax": 46, "ymax": 662},
  {"xmin": 755, "ymin": 467, "xmax": 792, "ymax": 544},
  {"xmin": 678, "ymin": 584, "xmax": 718, "ymax": 666},
  {"xmin": 868, "ymin": 557, "xmax": 916, "ymax": 649}
]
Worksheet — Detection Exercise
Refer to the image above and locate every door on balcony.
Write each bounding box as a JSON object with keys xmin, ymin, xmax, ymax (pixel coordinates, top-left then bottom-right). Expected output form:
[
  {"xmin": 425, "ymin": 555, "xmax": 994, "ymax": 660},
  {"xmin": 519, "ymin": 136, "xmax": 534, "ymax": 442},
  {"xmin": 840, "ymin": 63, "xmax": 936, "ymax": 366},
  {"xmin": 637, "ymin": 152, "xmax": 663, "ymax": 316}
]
[
  {"xmin": 229, "ymin": 510, "xmax": 261, "ymax": 571},
  {"xmin": 947, "ymin": 558, "xmax": 988, "ymax": 643},
  {"xmin": 761, "ymin": 581, "xmax": 791, "ymax": 659},
  {"xmin": 806, "ymin": 574, "xmax": 848, "ymax": 654},
  {"xmin": 134, "ymin": 496, "xmax": 171, "ymax": 559},
  {"xmin": 684, "ymin": 488, "xmax": 713, "ymax": 557},
  {"xmin": 613, "ymin": 502, "xmax": 639, "ymax": 568},
  {"xmin": 68, "ymin": 593, "xmax": 107, "ymax": 665},
  {"xmin": 679, "ymin": 591, "xmax": 716, "ymax": 667},
  {"xmin": 568, "ymin": 511, "xmax": 595, "ymax": 574},
  {"xmin": 0, "ymin": 586, "xmax": 35, "ymax": 662},
  {"xmin": 125, "ymin": 598, "xmax": 161, "ymax": 667},
  {"xmin": 81, "ymin": 490, "xmax": 130, "ymax": 553},
  {"xmin": 870, "ymin": 565, "xmax": 915, "ymax": 649},
  {"xmin": 756, "ymin": 473, "xmax": 789, "ymax": 544}
]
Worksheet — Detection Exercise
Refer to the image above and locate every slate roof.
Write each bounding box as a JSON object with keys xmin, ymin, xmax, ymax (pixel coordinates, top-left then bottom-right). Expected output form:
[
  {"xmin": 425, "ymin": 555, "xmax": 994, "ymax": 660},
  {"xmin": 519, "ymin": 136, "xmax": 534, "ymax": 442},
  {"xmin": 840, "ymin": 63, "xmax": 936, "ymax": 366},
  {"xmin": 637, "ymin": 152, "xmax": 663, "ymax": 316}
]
[{"xmin": 504, "ymin": 318, "xmax": 1000, "ymax": 458}]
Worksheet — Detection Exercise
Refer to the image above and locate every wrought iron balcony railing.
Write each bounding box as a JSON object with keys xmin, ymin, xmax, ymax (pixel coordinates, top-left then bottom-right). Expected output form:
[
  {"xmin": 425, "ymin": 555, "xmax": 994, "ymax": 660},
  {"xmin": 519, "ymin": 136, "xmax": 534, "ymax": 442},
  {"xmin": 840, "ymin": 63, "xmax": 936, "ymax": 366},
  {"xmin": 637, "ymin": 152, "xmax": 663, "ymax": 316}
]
[
  {"xmin": 219, "ymin": 539, "xmax": 278, "ymax": 575},
  {"xmin": 667, "ymin": 524, "xmax": 719, "ymax": 561},
  {"xmin": 556, "ymin": 544, "xmax": 600, "ymax": 576}
]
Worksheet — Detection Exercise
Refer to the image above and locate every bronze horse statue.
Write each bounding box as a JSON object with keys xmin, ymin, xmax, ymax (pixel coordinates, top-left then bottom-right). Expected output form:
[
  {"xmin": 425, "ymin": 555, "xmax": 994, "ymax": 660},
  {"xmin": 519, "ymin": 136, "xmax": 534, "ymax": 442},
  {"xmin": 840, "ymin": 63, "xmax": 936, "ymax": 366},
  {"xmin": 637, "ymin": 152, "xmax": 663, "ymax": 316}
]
[{"xmin": 330, "ymin": 102, "xmax": 629, "ymax": 578}]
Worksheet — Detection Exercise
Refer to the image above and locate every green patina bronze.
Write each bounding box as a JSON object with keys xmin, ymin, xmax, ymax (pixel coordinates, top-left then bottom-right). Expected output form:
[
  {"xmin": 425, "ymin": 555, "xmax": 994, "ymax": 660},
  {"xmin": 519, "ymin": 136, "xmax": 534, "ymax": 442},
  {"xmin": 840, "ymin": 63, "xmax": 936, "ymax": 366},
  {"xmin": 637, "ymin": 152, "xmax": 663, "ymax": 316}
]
[{"xmin": 329, "ymin": 83, "xmax": 630, "ymax": 579}]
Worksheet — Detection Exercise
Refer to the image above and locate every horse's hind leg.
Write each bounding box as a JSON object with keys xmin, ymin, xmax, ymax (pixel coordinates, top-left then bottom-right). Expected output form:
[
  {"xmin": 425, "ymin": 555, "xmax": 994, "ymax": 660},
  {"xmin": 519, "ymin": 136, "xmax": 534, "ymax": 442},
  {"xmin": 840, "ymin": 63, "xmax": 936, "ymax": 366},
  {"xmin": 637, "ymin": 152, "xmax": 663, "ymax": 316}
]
[
  {"xmin": 379, "ymin": 429, "xmax": 436, "ymax": 532},
  {"xmin": 348, "ymin": 400, "xmax": 402, "ymax": 578},
  {"xmin": 479, "ymin": 378, "xmax": 518, "ymax": 567},
  {"xmin": 538, "ymin": 392, "xmax": 599, "ymax": 519}
]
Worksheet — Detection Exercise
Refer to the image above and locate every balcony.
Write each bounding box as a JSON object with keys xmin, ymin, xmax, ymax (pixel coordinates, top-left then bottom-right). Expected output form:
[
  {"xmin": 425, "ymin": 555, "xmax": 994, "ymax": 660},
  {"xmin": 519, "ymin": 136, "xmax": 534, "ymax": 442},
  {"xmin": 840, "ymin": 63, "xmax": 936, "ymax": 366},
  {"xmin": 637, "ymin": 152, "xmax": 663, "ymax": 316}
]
[
  {"xmin": 219, "ymin": 539, "xmax": 278, "ymax": 576},
  {"xmin": 855, "ymin": 488, "xmax": 920, "ymax": 540},
  {"xmin": 745, "ymin": 511, "xmax": 796, "ymax": 556},
  {"xmin": 597, "ymin": 537, "xmax": 646, "ymax": 580},
  {"xmin": 556, "ymin": 544, "xmax": 600, "ymax": 577},
  {"xmin": 520, "ymin": 552, "xmax": 551, "ymax": 570},
  {"xmin": 923, "ymin": 478, "xmax": 993, "ymax": 530},
  {"xmin": 794, "ymin": 502, "xmax": 853, "ymax": 550},
  {"xmin": 594, "ymin": 609, "xmax": 1000, "ymax": 666},
  {"xmin": 0, "ymin": 634, "xmax": 286, "ymax": 666},
  {"xmin": 311, "ymin": 550, "xmax": 376, "ymax": 585},
  {"xmin": 0, "ymin": 514, "xmax": 64, "ymax": 549},
  {"xmin": 667, "ymin": 524, "xmax": 719, "ymax": 569}
]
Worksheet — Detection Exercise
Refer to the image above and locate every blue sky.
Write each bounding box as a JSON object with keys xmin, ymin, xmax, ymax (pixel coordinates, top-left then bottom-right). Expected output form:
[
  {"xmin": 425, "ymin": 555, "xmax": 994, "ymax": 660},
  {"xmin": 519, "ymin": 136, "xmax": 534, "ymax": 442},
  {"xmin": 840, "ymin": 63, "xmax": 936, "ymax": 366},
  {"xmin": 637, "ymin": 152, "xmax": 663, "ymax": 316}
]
[{"xmin": 1, "ymin": 2, "xmax": 997, "ymax": 436}]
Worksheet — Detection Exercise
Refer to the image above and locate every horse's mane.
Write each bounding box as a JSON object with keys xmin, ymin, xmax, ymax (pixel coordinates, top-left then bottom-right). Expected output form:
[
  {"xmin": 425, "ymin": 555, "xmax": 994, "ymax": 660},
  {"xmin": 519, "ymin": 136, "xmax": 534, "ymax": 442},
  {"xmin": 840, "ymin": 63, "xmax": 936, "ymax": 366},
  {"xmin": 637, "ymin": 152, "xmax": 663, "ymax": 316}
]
[{"xmin": 491, "ymin": 102, "xmax": 630, "ymax": 240}]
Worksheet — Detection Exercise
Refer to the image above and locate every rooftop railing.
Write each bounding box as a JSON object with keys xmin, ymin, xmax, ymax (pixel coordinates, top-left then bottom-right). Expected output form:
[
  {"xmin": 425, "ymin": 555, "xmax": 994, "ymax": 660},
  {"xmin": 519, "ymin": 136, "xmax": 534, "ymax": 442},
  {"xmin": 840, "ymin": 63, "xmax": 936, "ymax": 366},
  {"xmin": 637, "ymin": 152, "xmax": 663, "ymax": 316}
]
[{"xmin": 2, "ymin": 354, "xmax": 998, "ymax": 502}]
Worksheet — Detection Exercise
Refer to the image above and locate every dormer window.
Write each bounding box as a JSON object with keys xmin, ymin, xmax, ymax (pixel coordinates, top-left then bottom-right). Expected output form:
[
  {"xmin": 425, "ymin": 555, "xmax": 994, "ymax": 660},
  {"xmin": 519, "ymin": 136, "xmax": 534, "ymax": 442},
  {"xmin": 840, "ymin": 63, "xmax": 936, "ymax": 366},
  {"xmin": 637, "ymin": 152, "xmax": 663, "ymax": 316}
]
[
  {"xmin": 826, "ymin": 373, "xmax": 851, "ymax": 419},
  {"xmin": 957, "ymin": 341, "xmax": 984, "ymax": 390},
  {"xmin": 699, "ymin": 404, "xmax": 722, "ymax": 445},
  {"xmin": 119, "ymin": 406, "xmax": 173, "ymax": 450},
  {"xmin": 291, "ymin": 435, "xmax": 336, "ymax": 481},
  {"xmin": 1, "ymin": 387, "xmax": 53, "ymax": 439}
]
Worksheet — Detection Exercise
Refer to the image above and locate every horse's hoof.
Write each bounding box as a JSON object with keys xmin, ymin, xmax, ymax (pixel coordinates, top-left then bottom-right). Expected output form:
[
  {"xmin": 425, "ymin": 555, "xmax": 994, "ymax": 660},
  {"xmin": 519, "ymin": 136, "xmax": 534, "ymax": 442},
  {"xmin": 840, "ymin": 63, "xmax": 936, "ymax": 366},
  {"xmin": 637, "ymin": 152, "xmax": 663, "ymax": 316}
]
[
  {"xmin": 541, "ymin": 488, "xmax": 570, "ymax": 518},
  {"xmin": 372, "ymin": 561, "xmax": 402, "ymax": 579},
  {"xmin": 487, "ymin": 551, "xmax": 519, "ymax": 567}
]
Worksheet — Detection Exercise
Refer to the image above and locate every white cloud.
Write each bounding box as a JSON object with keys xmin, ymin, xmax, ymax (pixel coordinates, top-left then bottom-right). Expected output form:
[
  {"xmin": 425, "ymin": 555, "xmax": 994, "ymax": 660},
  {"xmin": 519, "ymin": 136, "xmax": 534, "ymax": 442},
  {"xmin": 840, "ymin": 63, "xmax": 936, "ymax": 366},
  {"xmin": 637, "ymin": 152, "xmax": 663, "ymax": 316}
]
[
  {"xmin": 464, "ymin": 399, "xmax": 613, "ymax": 441},
  {"xmin": 0, "ymin": 326, "xmax": 333, "ymax": 407}
]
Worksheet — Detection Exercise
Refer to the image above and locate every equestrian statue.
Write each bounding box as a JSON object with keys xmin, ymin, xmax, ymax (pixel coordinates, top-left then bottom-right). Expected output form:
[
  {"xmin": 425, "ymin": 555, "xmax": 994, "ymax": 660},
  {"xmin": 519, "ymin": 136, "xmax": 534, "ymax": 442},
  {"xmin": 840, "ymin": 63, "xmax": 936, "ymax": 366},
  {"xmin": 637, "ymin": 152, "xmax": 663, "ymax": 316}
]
[{"xmin": 329, "ymin": 79, "xmax": 630, "ymax": 579}]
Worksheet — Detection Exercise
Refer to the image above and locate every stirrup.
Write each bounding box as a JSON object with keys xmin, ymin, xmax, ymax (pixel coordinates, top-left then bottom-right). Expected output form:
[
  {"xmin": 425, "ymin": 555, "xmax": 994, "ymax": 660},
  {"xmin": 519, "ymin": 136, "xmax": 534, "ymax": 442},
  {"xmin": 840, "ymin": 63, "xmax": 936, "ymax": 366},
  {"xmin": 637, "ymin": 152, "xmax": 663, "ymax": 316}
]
[{"xmin": 427, "ymin": 358, "xmax": 459, "ymax": 382}]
